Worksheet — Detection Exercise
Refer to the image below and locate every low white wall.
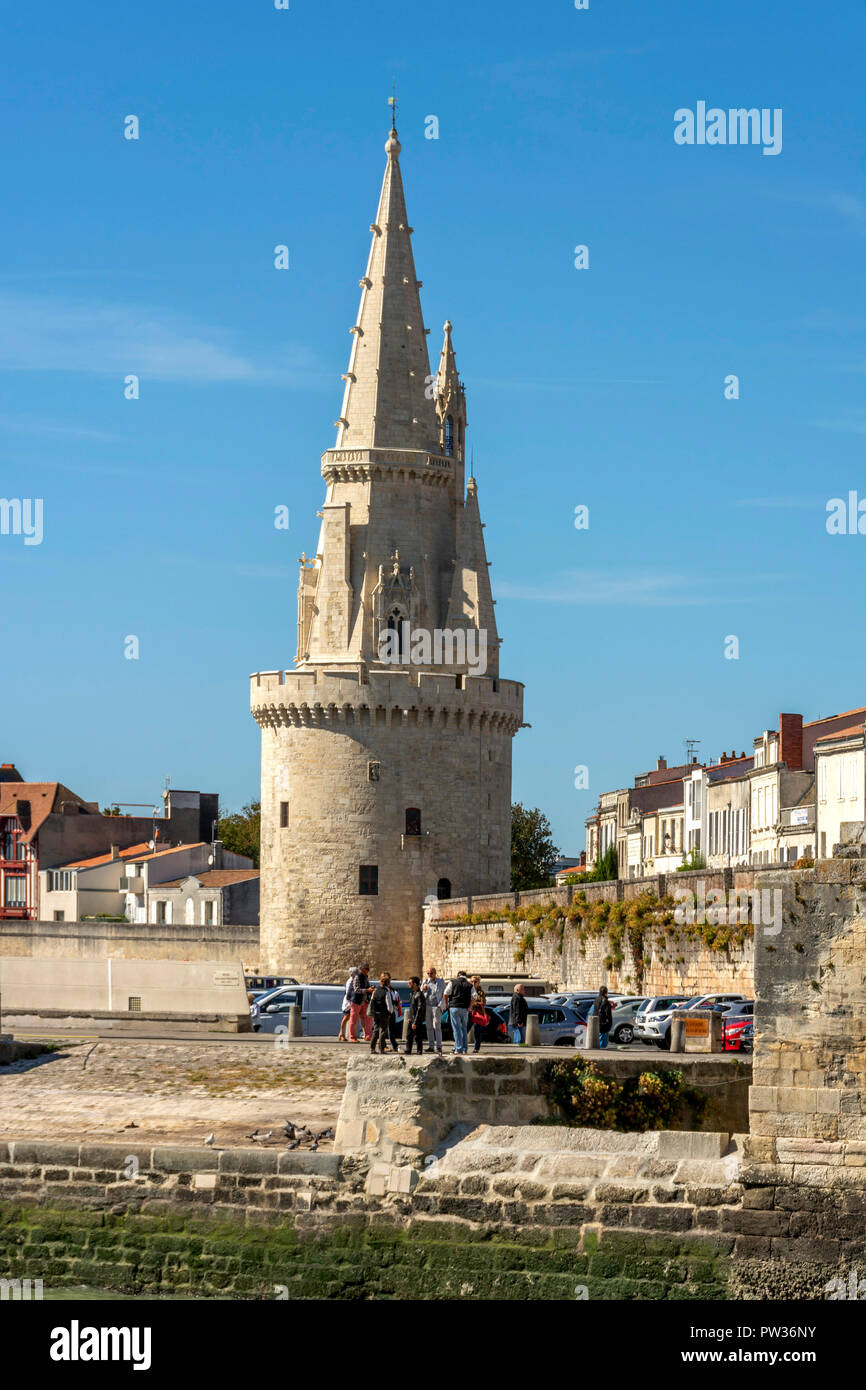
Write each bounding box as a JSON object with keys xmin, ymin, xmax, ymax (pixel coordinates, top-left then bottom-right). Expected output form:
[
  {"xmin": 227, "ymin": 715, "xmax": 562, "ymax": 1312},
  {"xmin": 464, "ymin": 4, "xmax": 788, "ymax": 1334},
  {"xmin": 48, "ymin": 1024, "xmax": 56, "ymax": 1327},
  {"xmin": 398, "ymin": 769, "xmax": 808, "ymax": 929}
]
[{"xmin": 0, "ymin": 956, "xmax": 248, "ymax": 1016}]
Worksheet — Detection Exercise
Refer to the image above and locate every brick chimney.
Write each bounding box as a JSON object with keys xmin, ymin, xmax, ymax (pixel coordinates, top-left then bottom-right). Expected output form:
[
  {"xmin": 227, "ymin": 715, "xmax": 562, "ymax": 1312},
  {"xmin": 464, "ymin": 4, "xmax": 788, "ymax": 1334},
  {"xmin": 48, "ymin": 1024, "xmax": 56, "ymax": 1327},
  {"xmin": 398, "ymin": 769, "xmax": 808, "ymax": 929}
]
[
  {"xmin": 779, "ymin": 713, "xmax": 804, "ymax": 771},
  {"xmin": 657, "ymin": 756, "xmax": 667, "ymax": 771}
]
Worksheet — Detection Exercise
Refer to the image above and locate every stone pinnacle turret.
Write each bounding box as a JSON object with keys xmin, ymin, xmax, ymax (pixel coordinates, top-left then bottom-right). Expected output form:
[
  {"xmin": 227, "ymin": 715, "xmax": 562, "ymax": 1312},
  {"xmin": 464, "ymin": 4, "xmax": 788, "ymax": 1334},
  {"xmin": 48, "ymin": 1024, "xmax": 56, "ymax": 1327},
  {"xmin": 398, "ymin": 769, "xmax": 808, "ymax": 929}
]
[{"xmin": 334, "ymin": 120, "xmax": 439, "ymax": 454}]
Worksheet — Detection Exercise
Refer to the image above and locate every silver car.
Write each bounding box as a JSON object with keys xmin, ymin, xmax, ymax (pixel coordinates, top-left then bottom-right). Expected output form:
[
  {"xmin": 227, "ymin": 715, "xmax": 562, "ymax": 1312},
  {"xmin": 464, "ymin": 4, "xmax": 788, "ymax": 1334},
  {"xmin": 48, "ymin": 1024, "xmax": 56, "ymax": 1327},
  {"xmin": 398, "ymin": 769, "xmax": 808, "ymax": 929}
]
[
  {"xmin": 252, "ymin": 984, "xmax": 346, "ymax": 1035},
  {"xmin": 608, "ymin": 997, "xmax": 647, "ymax": 1045},
  {"xmin": 504, "ymin": 1000, "xmax": 581, "ymax": 1045}
]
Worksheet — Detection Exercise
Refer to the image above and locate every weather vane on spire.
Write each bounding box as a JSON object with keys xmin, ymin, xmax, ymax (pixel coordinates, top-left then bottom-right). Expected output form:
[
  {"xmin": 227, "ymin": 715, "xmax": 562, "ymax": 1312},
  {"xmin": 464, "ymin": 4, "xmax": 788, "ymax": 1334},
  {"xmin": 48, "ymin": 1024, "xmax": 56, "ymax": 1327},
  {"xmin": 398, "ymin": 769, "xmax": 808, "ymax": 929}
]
[{"xmin": 388, "ymin": 80, "xmax": 397, "ymax": 130}]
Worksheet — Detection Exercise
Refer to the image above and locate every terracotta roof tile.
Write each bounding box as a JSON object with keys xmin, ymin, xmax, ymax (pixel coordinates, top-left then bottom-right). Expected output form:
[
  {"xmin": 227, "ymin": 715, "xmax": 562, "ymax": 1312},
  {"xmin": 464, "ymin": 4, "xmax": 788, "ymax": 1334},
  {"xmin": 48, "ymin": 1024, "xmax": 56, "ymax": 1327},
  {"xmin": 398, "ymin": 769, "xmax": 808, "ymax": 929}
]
[
  {"xmin": 0, "ymin": 782, "xmax": 94, "ymax": 843},
  {"xmin": 63, "ymin": 842, "xmax": 153, "ymax": 869},
  {"xmin": 156, "ymin": 869, "xmax": 260, "ymax": 889},
  {"xmin": 814, "ymin": 724, "xmax": 865, "ymax": 744}
]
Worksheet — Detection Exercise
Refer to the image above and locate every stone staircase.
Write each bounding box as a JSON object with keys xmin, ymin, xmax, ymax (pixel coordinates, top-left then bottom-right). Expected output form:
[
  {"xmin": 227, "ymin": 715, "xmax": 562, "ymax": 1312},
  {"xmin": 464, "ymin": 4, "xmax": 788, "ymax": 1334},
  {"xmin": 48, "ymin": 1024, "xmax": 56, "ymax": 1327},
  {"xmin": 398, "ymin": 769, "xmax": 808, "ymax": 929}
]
[{"xmin": 409, "ymin": 1125, "xmax": 745, "ymax": 1236}]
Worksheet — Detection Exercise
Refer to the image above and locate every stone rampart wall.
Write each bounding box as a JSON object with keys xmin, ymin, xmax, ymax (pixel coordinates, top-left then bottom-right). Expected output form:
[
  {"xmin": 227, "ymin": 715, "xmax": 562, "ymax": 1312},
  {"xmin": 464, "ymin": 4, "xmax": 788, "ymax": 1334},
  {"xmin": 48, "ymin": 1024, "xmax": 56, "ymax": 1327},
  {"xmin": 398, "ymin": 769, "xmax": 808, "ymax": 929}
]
[{"xmin": 423, "ymin": 869, "xmax": 763, "ymax": 995}]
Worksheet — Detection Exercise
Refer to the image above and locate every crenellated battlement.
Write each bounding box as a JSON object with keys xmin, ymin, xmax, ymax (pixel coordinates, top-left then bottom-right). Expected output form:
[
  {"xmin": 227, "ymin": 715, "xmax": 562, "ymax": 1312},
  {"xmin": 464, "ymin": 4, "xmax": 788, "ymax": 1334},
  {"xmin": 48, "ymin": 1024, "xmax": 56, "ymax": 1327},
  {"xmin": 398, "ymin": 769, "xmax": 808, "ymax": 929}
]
[{"xmin": 250, "ymin": 668, "xmax": 524, "ymax": 734}]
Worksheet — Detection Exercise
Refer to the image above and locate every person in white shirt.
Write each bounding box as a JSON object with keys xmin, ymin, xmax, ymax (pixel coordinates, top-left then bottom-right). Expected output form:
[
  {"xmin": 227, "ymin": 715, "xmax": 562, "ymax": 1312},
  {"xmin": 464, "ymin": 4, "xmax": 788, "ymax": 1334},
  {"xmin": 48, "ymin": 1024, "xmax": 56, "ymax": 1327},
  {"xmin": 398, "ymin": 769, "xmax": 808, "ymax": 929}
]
[{"xmin": 423, "ymin": 966, "xmax": 445, "ymax": 1054}]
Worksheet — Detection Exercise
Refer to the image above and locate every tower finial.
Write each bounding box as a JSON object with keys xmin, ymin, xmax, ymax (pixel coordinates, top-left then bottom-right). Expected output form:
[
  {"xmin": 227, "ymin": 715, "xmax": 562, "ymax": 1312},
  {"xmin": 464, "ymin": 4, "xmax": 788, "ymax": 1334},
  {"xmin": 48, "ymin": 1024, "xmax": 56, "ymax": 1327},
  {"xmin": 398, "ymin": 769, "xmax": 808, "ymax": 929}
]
[{"xmin": 385, "ymin": 83, "xmax": 401, "ymax": 157}]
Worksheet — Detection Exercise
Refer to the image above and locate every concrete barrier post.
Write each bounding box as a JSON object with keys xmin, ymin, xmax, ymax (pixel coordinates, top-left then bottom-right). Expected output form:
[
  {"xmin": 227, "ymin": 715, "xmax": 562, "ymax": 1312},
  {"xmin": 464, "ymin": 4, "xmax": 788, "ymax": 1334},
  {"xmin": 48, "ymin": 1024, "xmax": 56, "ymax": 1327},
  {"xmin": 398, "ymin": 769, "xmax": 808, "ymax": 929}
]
[
  {"xmin": 670, "ymin": 1015, "xmax": 686, "ymax": 1053},
  {"xmin": 525, "ymin": 1014, "xmax": 540, "ymax": 1046},
  {"xmin": 402, "ymin": 1010, "xmax": 411, "ymax": 1044},
  {"xmin": 586, "ymin": 1015, "xmax": 600, "ymax": 1050},
  {"xmin": 288, "ymin": 1003, "xmax": 303, "ymax": 1039}
]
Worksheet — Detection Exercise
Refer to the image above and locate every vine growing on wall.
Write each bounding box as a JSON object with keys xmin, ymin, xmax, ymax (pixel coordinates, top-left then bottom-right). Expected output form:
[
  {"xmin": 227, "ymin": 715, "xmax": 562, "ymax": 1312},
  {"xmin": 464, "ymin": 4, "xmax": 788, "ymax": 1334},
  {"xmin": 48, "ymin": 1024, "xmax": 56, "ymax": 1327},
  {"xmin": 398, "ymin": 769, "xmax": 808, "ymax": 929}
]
[{"xmin": 447, "ymin": 887, "xmax": 754, "ymax": 987}]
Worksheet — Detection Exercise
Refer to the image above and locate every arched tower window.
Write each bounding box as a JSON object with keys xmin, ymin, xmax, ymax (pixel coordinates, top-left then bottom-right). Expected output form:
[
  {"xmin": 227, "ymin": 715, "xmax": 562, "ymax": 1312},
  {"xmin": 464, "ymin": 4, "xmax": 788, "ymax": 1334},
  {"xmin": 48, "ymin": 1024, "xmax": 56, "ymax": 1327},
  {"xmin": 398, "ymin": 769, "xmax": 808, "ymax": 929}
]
[
  {"xmin": 444, "ymin": 415, "xmax": 454, "ymax": 456},
  {"xmin": 405, "ymin": 807, "xmax": 421, "ymax": 837},
  {"xmin": 437, "ymin": 877, "xmax": 451, "ymax": 900}
]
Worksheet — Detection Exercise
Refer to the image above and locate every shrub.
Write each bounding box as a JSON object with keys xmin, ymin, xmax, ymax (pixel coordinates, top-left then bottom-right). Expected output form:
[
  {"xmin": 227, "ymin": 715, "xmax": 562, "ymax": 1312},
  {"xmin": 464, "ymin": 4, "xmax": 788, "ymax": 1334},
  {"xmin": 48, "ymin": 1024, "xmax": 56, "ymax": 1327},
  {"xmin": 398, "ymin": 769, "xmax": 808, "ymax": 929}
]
[{"xmin": 539, "ymin": 1056, "xmax": 707, "ymax": 1132}]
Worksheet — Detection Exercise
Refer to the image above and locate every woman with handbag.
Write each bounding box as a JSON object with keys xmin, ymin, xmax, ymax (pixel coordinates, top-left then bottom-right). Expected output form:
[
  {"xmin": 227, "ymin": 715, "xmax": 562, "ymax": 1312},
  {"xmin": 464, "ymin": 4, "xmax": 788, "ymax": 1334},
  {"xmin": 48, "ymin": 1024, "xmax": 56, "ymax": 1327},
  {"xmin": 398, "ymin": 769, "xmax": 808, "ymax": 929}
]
[
  {"xmin": 469, "ymin": 975, "xmax": 489, "ymax": 1054},
  {"xmin": 369, "ymin": 972, "xmax": 394, "ymax": 1054}
]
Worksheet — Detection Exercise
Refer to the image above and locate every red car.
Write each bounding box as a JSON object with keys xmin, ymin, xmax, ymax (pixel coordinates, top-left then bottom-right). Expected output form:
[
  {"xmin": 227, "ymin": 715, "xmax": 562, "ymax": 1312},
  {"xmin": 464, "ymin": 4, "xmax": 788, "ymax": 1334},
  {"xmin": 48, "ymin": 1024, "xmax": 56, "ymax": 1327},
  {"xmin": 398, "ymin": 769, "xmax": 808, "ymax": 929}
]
[{"xmin": 722, "ymin": 1001, "xmax": 754, "ymax": 1051}]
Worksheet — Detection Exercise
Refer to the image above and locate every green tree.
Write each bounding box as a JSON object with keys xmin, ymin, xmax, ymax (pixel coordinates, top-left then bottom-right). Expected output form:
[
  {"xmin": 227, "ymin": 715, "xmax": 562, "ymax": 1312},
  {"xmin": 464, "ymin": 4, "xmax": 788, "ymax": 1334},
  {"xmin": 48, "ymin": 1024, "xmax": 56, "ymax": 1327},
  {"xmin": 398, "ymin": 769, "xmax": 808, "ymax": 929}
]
[
  {"xmin": 675, "ymin": 846, "xmax": 707, "ymax": 872},
  {"xmin": 217, "ymin": 800, "xmax": 261, "ymax": 868},
  {"xmin": 510, "ymin": 803, "xmax": 560, "ymax": 890},
  {"xmin": 583, "ymin": 844, "xmax": 618, "ymax": 882}
]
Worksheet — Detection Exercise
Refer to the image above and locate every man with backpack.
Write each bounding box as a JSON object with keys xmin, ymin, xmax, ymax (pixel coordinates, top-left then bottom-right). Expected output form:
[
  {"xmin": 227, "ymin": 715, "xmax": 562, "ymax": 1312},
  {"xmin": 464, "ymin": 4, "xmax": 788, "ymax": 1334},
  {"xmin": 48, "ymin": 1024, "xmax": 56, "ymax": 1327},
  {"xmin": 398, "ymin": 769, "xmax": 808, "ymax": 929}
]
[
  {"xmin": 368, "ymin": 972, "xmax": 394, "ymax": 1054},
  {"xmin": 348, "ymin": 962, "xmax": 372, "ymax": 1042},
  {"xmin": 444, "ymin": 970, "xmax": 472, "ymax": 1055}
]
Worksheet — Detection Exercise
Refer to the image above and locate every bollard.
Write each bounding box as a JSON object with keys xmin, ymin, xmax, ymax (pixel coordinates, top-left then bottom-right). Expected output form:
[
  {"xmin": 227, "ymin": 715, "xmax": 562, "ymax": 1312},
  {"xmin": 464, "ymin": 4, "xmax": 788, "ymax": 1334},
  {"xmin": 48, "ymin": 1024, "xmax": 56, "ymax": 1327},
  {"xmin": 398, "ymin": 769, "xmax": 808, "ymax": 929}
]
[
  {"xmin": 402, "ymin": 1010, "xmax": 411, "ymax": 1045},
  {"xmin": 288, "ymin": 1003, "xmax": 303, "ymax": 1039},
  {"xmin": 525, "ymin": 1013, "xmax": 540, "ymax": 1046},
  {"xmin": 586, "ymin": 1015, "xmax": 600, "ymax": 1050},
  {"xmin": 670, "ymin": 1015, "xmax": 686, "ymax": 1053}
]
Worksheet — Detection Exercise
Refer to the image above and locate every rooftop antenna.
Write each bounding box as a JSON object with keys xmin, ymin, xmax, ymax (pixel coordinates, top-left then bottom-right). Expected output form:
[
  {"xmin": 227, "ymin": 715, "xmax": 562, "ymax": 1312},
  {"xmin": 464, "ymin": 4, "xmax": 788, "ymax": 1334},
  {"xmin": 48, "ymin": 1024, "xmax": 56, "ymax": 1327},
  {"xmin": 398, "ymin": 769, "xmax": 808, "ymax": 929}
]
[{"xmin": 684, "ymin": 738, "xmax": 701, "ymax": 763}]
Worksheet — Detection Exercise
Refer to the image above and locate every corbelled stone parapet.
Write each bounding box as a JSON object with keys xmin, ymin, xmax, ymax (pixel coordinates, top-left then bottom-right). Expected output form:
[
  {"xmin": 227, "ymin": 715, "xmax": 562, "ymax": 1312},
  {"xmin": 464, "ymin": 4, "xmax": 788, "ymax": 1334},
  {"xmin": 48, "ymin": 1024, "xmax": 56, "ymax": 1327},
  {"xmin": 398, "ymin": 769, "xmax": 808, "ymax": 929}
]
[
  {"xmin": 250, "ymin": 668, "xmax": 524, "ymax": 735},
  {"xmin": 321, "ymin": 446, "xmax": 454, "ymax": 487}
]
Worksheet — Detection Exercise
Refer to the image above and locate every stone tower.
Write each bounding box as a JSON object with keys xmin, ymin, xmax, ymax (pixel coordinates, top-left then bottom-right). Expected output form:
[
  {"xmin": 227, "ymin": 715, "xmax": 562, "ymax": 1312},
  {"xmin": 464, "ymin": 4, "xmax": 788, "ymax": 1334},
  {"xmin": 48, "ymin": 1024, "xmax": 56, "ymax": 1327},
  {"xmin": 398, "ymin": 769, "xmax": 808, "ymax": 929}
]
[{"xmin": 251, "ymin": 116, "xmax": 524, "ymax": 982}]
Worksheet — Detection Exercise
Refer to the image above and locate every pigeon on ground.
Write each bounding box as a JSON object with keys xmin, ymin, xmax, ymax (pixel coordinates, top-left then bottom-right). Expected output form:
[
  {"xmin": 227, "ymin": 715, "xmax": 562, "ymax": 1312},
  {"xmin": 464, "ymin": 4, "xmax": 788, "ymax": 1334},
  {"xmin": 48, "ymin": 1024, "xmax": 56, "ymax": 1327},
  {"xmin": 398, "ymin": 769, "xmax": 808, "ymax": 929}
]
[
  {"xmin": 309, "ymin": 1140, "xmax": 319, "ymax": 1152},
  {"xmin": 203, "ymin": 1133, "xmax": 215, "ymax": 1147},
  {"xmin": 286, "ymin": 1139, "xmax": 300, "ymax": 1150},
  {"xmin": 316, "ymin": 1127, "xmax": 334, "ymax": 1141},
  {"xmin": 251, "ymin": 1130, "xmax": 273, "ymax": 1142},
  {"xmin": 283, "ymin": 1123, "xmax": 296, "ymax": 1140}
]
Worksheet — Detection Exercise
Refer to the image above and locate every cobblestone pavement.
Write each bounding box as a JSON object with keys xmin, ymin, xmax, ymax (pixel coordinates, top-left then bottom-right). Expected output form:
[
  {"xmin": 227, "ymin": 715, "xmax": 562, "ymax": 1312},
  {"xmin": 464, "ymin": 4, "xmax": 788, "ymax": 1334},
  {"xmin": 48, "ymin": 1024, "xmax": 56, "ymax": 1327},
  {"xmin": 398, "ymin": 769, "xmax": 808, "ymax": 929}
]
[{"xmin": 0, "ymin": 1041, "xmax": 350, "ymax": 1148}]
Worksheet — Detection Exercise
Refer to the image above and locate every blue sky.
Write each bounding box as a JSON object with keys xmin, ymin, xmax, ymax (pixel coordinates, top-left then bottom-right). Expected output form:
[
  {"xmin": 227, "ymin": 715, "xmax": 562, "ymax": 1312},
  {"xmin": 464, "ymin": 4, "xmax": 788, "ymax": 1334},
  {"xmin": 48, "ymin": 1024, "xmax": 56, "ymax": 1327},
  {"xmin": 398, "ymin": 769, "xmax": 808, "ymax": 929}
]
[{"xmin": 1, "ymin": 0, "xmax": 864, "ymax": 854}]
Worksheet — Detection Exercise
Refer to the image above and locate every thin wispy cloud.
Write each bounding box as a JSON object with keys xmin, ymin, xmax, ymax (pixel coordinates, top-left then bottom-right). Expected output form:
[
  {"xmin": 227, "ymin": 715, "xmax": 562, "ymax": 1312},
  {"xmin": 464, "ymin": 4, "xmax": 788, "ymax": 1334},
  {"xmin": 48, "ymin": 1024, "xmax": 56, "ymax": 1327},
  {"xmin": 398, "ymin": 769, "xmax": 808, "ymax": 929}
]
[
  {"xmin": 813, "ymin": 414, "xmax": 866, "ymax": 436},
  {"xmin": 0, "ymin": 292, "xmax": 327, "ymax": 386},
  {"xmin": 0, "ymin": 413, "xmax": 122, "ymax": 443},
  {"xmin": 496, "ymin": 570, "xmax": 788, "ymax": 608},
  {"xmin": 734, "ymin": 497, "xmax": 820, "ymax": 510},
  {"xmin": 762, "ymin": 188, "xmax": 866, "ymax": 231}
]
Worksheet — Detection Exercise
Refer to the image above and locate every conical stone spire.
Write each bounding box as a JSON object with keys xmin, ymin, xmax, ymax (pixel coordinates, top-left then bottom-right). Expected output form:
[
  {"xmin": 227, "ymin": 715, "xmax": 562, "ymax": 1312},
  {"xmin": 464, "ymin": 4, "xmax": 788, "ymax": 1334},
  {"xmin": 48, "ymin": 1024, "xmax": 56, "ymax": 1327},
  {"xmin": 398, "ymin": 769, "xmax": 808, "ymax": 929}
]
[{"xmin": 335, "ymin": 122, "xmax": 439, "ymax": 454}]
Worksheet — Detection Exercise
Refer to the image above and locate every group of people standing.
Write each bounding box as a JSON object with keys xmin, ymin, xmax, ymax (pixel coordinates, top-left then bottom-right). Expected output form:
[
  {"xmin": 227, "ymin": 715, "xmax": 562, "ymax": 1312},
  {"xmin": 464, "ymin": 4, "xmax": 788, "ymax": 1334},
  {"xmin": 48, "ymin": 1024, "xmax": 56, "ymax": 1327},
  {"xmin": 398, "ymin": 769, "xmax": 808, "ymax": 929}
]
[{"xmin": 338, "ymin": 964, "xmax": 493, "ymax": 1056}]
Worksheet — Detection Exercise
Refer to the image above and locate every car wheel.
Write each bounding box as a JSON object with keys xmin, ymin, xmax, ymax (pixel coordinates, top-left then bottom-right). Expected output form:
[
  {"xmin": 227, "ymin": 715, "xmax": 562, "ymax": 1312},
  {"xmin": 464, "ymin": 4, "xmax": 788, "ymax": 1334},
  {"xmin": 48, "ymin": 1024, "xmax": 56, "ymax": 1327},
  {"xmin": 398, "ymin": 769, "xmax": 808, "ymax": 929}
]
[
  {"xmin": 554, "ymin": 1037, "xmax": 573, "ymax": 1046},
  {"xmin": 614, "ymin": 1024, "xmax": 634, "ymax": 1045},
  {"xmin": 658, "ymin": 1035, "xmax": 671, "ymax": 1050}
]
